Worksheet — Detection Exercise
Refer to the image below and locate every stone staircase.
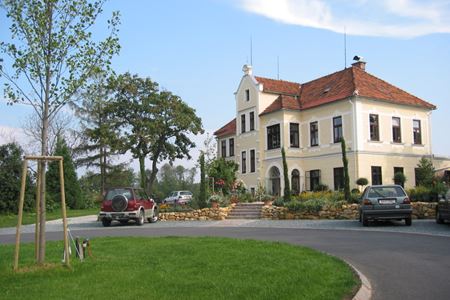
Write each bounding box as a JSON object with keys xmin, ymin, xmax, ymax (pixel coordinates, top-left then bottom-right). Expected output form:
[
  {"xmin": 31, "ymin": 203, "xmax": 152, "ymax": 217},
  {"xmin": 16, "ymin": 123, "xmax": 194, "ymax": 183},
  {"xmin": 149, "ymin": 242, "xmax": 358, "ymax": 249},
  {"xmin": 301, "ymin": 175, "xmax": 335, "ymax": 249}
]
[{"xmin": 227, "ymin": 202, "xmax": 264, "ymax": 219}]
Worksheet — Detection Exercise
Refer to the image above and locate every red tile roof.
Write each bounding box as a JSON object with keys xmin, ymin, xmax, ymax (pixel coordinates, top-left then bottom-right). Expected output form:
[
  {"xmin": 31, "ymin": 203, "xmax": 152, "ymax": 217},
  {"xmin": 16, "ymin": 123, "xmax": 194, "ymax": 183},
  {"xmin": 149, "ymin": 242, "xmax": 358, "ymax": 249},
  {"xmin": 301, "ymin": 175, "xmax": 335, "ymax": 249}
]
[
  {"xmin": 260, "ymin": 95, "xmax": 301, "ymax": 116},
  {"xmin": 214, "ymin": 118, "xmax": 236, "ymax": 138},
  {"xmin": 215, "ymin": 65, "xmax": 435, "ymax": 136},
  {"xmin": 254, "ymin": 76, "xmax": 301, "ymax": 95},
  {"xmin": 351, "ymin": 67, "xmax": 435, "ymax": 109}
]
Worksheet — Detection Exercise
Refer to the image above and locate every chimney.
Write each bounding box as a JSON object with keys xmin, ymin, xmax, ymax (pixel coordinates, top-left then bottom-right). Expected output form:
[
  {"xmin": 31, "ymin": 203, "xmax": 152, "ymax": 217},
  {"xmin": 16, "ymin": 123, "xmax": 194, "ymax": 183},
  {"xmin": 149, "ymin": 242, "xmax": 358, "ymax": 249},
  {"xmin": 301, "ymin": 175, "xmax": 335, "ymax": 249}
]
[
  {"xmin": 242, "ymin": 64, "xmax": 253, "ymax": 76},
  {"xmin": 352, "ymin": 61, "xmax": 366, "ymax": 71},
  {"xmin": 351, "ymin": 56, "xmax": 366, "ymax": 71}
]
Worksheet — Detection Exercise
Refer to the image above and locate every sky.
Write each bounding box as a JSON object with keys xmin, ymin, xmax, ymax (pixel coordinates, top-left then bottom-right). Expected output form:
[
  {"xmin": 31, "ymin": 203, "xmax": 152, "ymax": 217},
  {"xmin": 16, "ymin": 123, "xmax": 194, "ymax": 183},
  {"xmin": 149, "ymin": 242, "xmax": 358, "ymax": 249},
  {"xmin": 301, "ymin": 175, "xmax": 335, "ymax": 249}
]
[{"xmin": 1, "ymin": 0, "xmax": 450, "ymax": 174}]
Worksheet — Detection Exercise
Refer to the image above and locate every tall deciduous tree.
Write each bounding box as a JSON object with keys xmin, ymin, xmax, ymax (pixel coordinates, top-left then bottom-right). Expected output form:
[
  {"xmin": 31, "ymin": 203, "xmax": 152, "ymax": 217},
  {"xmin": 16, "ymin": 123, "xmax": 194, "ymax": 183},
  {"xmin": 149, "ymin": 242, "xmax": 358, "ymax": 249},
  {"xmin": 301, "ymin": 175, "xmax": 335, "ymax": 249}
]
[
  {"xmin": 0, "ymin": 0, "xmax": 120, "ymax": 263},
  {"xmin": 108, "ymin": 73, "xmax": 203, "ymax": 193},
  {"xmin": 281, "ymin": 147, "xmax": 291, "ymax": 201},
  {"xmin": 341, "ymin": 138, "xmax": 351, "ymax": 201}
]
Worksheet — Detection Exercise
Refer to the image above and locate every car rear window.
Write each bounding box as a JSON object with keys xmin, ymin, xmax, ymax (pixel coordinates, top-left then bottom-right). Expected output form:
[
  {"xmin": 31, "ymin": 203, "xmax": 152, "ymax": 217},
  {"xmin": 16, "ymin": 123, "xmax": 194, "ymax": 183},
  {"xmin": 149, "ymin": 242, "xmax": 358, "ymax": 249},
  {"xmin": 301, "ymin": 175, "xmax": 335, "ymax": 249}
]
[
  {"xmin": 105, "ymin": 189, "xmax": 132, "ymax": 201},
  {"xmin": 368, "ymin": 186, "xmax": 406, "ymax": 198}
]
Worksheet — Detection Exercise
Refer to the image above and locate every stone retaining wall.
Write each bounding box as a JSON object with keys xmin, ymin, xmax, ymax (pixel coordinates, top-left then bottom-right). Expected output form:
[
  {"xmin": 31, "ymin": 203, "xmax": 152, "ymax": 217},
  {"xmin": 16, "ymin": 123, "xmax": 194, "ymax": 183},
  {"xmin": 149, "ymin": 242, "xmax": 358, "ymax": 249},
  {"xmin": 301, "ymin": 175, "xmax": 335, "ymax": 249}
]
[
  {"xmin": 261, "ymin": 202, "xmax": 437, "ymax": 220},
  {"xmin": 159, "ymin": 206, "xmax": 233, "ymax": 221}
]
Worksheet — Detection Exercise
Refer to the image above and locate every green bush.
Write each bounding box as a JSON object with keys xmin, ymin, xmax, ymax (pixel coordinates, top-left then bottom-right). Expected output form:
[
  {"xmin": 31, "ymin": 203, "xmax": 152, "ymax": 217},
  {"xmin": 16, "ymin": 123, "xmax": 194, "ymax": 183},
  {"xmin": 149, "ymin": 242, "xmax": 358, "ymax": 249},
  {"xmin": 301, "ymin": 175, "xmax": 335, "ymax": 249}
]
[
  {"xmin": 313, "ymin": 184, "xmax": 329, "ymax": 192},
  {"xmin": 238, "ymin": 193, "xmax": 253, "ymax": 203},
  {"xmin": 407, "ymin": 186, "xmax": 432, "ymax": 202},
  {"xmin": 284, "ymin": 198, "xmax": 326, "ymax": 213},
  {"xmin": 273, "ymin": 197, "xmax": 285, "ymax": 207},
  {"xmin": 285, "ymin": 200, "xmax": 302, "ymax": 212}
]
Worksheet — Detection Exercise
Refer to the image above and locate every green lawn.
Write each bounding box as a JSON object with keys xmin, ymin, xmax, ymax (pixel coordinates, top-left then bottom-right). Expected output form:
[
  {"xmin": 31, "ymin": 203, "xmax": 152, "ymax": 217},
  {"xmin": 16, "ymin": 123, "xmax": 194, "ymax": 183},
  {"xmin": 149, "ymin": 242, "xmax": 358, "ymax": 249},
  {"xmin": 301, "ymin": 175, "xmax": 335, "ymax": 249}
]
[
  {"xmin": 0, "ymin": 207, "xmax": 99, "ymax": 228},
  {"xmin": 0, "ymin": 237, "xmax": 358, "ymax": 299}
]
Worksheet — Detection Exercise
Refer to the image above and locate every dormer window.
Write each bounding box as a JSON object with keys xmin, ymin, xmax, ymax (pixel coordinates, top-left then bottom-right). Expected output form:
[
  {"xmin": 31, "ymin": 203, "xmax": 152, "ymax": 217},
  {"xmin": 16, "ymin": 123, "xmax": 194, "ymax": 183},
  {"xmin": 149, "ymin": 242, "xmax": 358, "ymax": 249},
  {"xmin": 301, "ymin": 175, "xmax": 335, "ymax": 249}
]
[{"xmin": 245, "ymin": 89, "xmax": 250, "ymax": 101}]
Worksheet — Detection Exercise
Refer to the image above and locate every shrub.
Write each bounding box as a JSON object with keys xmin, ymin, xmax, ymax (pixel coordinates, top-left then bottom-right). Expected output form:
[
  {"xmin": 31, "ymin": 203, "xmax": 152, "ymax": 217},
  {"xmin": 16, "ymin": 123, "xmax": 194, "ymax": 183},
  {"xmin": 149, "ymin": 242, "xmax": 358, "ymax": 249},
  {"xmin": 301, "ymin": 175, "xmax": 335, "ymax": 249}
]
[
  {"xmin": 273, "ymin": 197, "xmax": 285, "ymax": 207},
  {"xmin": 313, "ymin": 184, "xmax": 329, "ymax": 192},
  {"xmin": 238, "ymin": 192, "xmax": 253, "ymax": 203},
  {"xmin": 356, "ymin": 178, "xmax": 368, "ymax": 187},
  {"xmin": 393, "ymin": 172, "xmax": 407, "ymax": 187},
  {"xmin": 407, "ymin": 186, "xmax": 432, "ymax": 202},
  {"xmin": 285, "ymin": 200, "xmax": 302, "ymax": 212}
]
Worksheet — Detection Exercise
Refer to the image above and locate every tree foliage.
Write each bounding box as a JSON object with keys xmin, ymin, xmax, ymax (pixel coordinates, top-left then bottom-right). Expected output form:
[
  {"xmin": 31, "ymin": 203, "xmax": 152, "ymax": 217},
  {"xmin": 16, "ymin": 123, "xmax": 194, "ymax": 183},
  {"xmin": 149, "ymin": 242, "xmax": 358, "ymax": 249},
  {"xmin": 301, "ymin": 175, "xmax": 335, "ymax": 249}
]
[
  {"xmin": 107, "ymin": 73, "xmax": 203, "ymax": 193},
  {"xmin": 356, "ymin": 178, "xmax": 368, "ymax": 188},
  {"xmin": 151, "ymin": 163, "xmax": 197, "ymax": 201},
  {"xmin": 415, "ymin": 157, "xmax": 435, "ymax": 187},
  {"xmin": 207, "ymin": 158, "xmax": 238, "ymax": 195},
  {"xmin": 199, "ymin": 152, "xmax": 207, "ymax": 208},
  {"xmin": 0, "ymin": 143, "xmax": 34, "ymax": 213},
  {"xmin": 74, "ymin": 73, "xmax": 121, "ymax": 194},
  {"xmin": 393, "ymin": 172, "xmax": 407, "ymax": 187},
  {"xmin": 47, "ymin": 137, "xmax": 85, "ymax": 209},
  {"xmin": 281, "ymin": 147, "xmax": 291, "ymax": 201},
  {"xmin": 0, "ymin": 0, "xmax": 120, "ymax": 263}
]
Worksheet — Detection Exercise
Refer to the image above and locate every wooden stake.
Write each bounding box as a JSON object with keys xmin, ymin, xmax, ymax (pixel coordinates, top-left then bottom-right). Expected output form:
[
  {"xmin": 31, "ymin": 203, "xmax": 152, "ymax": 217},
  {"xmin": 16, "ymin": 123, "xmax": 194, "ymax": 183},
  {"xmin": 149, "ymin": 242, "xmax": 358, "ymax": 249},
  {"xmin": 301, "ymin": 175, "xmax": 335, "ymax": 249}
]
[
  {"xmin": 35, "ymin": 162, "xmax": 41, "ymax": 261},
  {"xmin": 59, "ymin": 159, "xmax": 70, "ymax": 267},
  {"xmin": 14, "ymin": 160, "xmax": 28, "ymax": 271}
]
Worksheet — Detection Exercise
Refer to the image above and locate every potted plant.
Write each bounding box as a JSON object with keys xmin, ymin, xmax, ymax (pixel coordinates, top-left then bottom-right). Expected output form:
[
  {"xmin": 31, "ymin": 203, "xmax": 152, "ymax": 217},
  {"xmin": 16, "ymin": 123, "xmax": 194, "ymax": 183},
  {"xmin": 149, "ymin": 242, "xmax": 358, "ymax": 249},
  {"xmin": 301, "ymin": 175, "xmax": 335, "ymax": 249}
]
[
  {"xmin": 262, "ymin": 195, "xmax": 273, "ymax": 206},
  {"xmin": 209, "ymin": 194, "xmax": 222, "ymax": 209}
]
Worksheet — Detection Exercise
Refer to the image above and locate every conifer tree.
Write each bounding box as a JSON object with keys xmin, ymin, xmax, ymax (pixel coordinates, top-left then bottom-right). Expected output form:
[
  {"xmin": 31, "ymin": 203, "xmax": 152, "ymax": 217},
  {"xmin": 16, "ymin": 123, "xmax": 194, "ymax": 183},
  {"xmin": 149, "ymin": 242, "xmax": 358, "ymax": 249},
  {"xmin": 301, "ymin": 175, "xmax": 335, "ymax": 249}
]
[{"xmin": 47, "ymin": 137, "xmax": 84, "ymax": 209}]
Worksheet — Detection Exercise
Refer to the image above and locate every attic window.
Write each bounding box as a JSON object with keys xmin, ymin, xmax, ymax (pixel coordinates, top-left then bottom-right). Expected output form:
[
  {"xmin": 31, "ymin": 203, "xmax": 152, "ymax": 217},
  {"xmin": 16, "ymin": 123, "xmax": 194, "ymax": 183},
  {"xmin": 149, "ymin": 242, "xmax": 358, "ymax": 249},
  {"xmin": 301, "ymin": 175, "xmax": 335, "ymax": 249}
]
[{"xmin": 323, "ymin": 87, "xmax": 331, "ymax": 94}]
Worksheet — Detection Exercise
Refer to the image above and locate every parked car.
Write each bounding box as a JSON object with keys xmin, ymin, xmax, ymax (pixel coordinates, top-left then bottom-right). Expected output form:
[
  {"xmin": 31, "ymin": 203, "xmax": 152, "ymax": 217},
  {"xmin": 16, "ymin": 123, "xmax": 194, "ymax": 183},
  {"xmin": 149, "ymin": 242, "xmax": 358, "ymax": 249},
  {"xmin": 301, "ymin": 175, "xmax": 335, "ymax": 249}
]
[
  {"xmin": 98, "ymin": 187, "xmax": 159, "ymax": 227},
  {"xmin": 436, "ymin": 190, "xmax": 450, "ymax": 224},
  {"xmin": 163, "ymin": 191, "xmax": 193, "ymax": 204},
  {"xmin": 359, "ymin": 185, "xmax": 412, "ymax": 226}
]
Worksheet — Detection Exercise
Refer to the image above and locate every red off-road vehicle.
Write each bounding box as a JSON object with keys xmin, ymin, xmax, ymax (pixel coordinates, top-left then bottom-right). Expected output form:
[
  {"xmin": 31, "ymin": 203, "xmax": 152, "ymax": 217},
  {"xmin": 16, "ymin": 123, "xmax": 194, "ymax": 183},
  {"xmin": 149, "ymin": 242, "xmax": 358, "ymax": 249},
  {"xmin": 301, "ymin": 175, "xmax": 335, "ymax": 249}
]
[{"xmin": 98, "ymin": 187, "xmax": 159, "ymax": 227}]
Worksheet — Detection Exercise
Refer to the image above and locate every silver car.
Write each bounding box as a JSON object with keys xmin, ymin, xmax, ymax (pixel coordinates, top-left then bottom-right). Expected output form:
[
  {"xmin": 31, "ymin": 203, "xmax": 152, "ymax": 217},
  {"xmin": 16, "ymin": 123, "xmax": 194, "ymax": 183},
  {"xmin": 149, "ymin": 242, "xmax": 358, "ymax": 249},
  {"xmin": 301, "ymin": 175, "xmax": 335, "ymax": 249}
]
[
  {"xmin": 163, "ymin": 191, "xmax": 193, "ymax": 204},
  {"xmin": 359, "ymin": 185, "xmax": 412, "ymax": 226}
]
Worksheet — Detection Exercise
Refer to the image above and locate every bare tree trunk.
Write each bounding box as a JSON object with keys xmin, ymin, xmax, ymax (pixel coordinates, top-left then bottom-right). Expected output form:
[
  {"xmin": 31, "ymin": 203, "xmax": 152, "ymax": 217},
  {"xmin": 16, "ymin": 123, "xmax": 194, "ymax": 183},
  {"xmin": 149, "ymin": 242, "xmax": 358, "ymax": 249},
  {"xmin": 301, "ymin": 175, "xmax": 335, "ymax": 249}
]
[
  {"xmin": 38, "ymin": 0, "xmax": 53, "ymax": 264},
  {"xmin": 147, "ymin": 151, "xmax": 161, "ymax": 195},
  {"xmin": 139, "ymin": 155, "xmax": 146, "ymax": 190}
]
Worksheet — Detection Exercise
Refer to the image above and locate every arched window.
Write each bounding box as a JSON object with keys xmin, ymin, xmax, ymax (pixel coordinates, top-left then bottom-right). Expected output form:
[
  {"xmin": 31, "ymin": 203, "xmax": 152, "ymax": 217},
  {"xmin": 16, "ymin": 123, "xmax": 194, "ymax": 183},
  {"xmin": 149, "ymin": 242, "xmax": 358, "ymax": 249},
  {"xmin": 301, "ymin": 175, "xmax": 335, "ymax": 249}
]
[
  {"xmin": 291, "ymin": 169, "xmax": 300, "ymax": 195},
  {"xmin": 269, "ymin": 166, "xmax": 281, "ymax": 196}
]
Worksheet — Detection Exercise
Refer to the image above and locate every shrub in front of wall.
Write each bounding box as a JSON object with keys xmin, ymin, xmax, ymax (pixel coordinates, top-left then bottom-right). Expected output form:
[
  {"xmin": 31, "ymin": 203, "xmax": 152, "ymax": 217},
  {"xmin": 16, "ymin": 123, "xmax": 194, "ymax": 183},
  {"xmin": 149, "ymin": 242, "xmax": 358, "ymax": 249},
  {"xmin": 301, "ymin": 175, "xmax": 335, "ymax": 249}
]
[
  {"xmin": 273, "ymin": 197, "xmax": 285, "ymax": 207},
  {"xmin": 407, "ymin": 186, "xmax": 432, "ymax": 202},
  {"xmin": 285, "ymin": 200, "xmax": 302, "ymax": 212},
  {"xmin": 301, "ymin": 198, "xmax": 325, "ymax": 213}
]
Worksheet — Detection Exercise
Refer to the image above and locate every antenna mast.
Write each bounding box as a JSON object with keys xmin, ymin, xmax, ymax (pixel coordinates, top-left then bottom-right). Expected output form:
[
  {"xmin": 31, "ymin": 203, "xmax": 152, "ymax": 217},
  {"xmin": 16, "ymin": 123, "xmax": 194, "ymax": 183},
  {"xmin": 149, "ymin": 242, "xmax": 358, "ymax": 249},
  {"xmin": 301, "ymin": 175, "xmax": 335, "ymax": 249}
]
[
  {"xmin": 250, "ymin": 36, "xmax": 253, "ymax": 66},
  {"xmin": 344, "ymin": 27, "xmax": 347, "ymax": 69},
  {"xmin": 277, "ymin": 56, "xmax": 280, "ymax": 80}
]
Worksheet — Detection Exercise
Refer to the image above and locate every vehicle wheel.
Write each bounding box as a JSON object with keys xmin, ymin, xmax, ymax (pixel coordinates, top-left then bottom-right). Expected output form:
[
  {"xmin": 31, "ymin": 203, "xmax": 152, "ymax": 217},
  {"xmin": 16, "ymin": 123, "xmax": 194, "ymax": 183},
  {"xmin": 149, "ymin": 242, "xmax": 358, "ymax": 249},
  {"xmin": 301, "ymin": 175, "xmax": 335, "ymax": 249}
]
[
  {"xmin": 119, "ymin": 220, "xmax": 128, "ymax": 225},
  {"xmin": 436, "ymin": 210, "xmax": 444, "ymax": 224},
  {"xmin": 102, "ymin": 219, "xmax": 111, "ymax": 227},
  {"xmin": 136, "ymin": 210, "xmax": 145, "ymax": 226},
  {"xmin": 148, "ymin": 209, "xmax": 159, "ymax": 223},
  {"xmin": 405, "ymin": 217, "xmax": 412, "ymax": 226},
  {"xmin": 362, "ymin": 213, "xmax": 369, "ymax": 227}
]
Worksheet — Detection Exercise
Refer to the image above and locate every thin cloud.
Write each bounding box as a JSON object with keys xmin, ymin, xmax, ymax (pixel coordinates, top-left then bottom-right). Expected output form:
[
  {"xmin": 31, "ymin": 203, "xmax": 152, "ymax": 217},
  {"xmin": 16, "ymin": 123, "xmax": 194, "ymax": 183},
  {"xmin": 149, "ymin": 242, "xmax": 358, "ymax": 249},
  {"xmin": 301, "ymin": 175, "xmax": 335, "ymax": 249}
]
[{"xmin": 237, "ymin": 0, "xmax": 450, "ymax": 38}]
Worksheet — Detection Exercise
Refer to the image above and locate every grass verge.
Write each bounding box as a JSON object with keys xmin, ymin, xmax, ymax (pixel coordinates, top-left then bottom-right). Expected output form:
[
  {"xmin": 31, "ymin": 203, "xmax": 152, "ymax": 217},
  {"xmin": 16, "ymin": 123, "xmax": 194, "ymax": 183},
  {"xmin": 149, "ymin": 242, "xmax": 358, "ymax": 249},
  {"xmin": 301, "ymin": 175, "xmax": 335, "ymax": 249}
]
[
  {"xmin": 0, "ymin": 237, "xmax": 358, "ymax": 299},
  {"xmin": 0, "ymin": 208, "xmax": 99, "ymax": 228}
]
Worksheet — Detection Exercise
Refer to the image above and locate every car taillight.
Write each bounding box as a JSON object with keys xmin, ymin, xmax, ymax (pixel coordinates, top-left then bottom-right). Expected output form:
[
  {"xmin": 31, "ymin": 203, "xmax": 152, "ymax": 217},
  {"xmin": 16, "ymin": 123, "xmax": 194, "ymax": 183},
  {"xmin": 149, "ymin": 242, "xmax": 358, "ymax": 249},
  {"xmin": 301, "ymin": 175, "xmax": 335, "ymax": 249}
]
[
  {"xmin": 403, "ymin": 197, "xmax": 410, "ymax": 204},
  {"xmin": 363, "ymin": 199, "xmax": 372, "ymax": 205}
]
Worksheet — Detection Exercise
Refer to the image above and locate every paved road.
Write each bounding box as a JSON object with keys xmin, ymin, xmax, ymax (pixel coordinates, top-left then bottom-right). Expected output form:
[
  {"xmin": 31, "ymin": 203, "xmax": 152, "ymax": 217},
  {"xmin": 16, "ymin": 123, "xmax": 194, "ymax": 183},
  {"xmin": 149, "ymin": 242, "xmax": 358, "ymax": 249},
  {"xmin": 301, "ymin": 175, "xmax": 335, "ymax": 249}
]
[{"xmin": 1, "ymin": 218, "xmax": 450, "ymax": 300}]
